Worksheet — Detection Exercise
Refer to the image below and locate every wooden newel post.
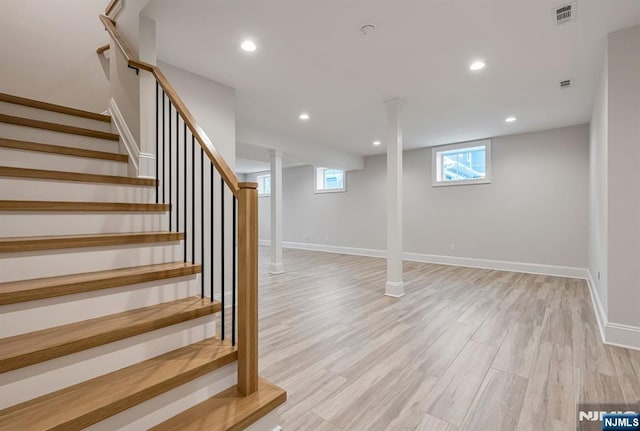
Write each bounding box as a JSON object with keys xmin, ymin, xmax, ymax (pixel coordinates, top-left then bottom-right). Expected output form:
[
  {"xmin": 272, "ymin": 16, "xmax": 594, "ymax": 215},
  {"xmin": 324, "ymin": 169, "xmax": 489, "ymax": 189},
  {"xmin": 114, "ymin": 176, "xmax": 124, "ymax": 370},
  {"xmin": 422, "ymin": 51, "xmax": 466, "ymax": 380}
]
[{"xmin": 237, "ymin": 182, "xmax": 259, "ymax": 396}]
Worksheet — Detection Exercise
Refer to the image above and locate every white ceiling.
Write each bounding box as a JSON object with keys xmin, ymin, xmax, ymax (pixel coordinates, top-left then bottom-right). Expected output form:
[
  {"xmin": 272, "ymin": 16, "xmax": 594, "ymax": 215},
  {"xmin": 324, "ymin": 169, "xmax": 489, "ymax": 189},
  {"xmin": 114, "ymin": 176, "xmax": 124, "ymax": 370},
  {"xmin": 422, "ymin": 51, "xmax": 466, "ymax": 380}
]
[
  {"xmin": 235, "ymin": 141, "xmax": 305, "ymax": 174},
  {"xmin": 145, "ymin": 0, "xmax": 640, "ymax": 157}
]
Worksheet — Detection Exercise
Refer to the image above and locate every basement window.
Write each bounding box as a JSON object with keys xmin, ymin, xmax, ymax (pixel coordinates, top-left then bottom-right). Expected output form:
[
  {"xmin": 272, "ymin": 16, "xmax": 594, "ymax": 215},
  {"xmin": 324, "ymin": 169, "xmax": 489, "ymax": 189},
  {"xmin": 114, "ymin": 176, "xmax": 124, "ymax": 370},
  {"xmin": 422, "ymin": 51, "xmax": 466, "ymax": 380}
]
[
  {"xmin": 257, "ymin": 173, "xmax": 271, "ymax": 196},
  {"xmin": 315, "ymin": 167, "xmax": 346, "ymax": 193},
  {"xmin": 432, "ymin": 140, "xmax": 491, "ymax": 186}
]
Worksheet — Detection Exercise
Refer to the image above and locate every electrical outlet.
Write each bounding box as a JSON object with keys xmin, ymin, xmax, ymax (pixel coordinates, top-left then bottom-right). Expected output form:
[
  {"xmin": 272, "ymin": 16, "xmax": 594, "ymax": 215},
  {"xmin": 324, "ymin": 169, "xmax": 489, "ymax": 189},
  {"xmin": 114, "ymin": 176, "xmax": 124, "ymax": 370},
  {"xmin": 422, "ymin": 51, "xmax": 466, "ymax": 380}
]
[
  {"xmin": 325, "ymin": 235, "xmax": 329, "ymax": 242},
  {"xmin": 303, "ymin": 234, "xmax": 309, "ymax": 240},
  {"xmin": 450, "ymin": 243, "xmax": 456, "ymax": 251}
]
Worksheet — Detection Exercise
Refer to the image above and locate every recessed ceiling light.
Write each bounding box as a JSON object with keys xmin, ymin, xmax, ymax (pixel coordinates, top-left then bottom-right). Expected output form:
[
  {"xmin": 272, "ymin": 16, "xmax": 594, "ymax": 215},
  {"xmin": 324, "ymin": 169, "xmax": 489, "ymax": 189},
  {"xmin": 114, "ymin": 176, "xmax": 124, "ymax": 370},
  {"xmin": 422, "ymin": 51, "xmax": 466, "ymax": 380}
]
[
  {"xmin": 373, "ymin": 140, "xmax": 381, "ymax": 146},
  {"xmin": 505, "ymin": 116, "xmax": 517, "ymax": 123},
  {"xmin": 240, "ymin": 40, "xmax": 256, "ymax": 52},
  {"xmin": 469, "ymin": 61, "xmax": 486, "ymax": 71},
  {"xmin": 299, "ymin": 113, "xmax": 310, "ymax": 120}
]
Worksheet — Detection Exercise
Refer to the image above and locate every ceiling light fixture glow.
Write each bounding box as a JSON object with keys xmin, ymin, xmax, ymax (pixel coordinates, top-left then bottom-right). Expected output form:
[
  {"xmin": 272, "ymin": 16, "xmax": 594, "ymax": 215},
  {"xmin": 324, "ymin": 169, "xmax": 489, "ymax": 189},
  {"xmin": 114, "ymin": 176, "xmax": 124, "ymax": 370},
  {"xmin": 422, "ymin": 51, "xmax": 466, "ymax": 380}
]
[
  {"xmin": 373, "ymin": 140, "xmax": 381, "ymax": 146},
  {"xmin": 505, "ymin": 116, "xmax": 517, "ymax": 123},
  {"xmin": 240, "ymin": 40, "xmax": 257, "ymax": 52},
  {"xmin": 299, "ymin": 113, "xmax": 310, "ymax": 120},
  {"xmin": 469, "ymin": 61, "xmax": 486, "ymax": 71}
]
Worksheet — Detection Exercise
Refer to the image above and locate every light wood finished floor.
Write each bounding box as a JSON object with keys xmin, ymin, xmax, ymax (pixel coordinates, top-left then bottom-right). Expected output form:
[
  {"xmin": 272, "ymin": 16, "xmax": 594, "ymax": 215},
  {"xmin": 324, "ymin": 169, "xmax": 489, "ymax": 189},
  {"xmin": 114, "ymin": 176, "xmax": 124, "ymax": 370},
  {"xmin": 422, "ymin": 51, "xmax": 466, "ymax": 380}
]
[{"xmin": 256, "ymin": 248, "xmax": 640, "ymax": 431}]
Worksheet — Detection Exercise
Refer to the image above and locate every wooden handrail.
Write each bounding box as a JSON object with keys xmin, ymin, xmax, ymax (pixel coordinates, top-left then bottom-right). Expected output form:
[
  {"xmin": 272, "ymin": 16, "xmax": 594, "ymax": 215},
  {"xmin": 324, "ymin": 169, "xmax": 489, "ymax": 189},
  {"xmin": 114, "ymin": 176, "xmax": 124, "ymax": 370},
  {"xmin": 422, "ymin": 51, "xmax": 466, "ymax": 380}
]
[
  {"xmin": 105, "ymin": 0, "xmax": 120, "ymax": 16},
  {"xmin": 96, "ymin": 44, "xmax": 110, "ymax": 55},
  {"xmin": 99, "ymin": 15, "xmax": 240, "ymax": 196}
]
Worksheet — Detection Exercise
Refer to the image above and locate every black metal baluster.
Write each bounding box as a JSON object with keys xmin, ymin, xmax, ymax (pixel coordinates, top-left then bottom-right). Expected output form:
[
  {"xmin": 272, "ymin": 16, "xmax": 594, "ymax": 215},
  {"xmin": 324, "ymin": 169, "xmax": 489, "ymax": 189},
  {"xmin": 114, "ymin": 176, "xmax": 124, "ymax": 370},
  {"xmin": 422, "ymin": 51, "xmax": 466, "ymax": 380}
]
[
  {"xmin": 168, "ymin": 101, "xmax": 172, "ymax": 231},
  {"xmin": 210, "ymin": 163, "xmax": 214, "ymax": 304},
  {"xmin": 192, "ymin": 136, "xmax": 198, "ymax": 295},
  {"xmin": 232, "ymin": 195, "xmax": 237, "ymax": 346},
  {"xmin": 221, "ymin": 177, "xmax": 225, "ymax": 340},
  {"xmin": 176, "ymin": 112, "xmax": 179, "ymax": 233},
  {"xmin": 200, "ymin": 147, "xmax": 204, "ymax": 298},
  {"xmin": 155, "ymin": 82, "xmax": 159, "ymax": 203},
  {"xmin": 162, "ymin": 93, "xmax": 165, "ymax": 203},
  {"xmin": 183, "ymin": 124, "xmax": 187, "ymax": 263}
]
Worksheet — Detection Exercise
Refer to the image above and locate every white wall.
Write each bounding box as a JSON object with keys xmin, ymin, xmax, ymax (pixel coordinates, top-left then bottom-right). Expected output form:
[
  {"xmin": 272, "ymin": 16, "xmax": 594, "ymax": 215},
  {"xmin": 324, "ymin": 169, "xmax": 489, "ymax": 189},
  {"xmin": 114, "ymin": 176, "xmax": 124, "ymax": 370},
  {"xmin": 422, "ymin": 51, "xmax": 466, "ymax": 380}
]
[
  {"xmin": 589, "ymin": 54, "xmax": 609, "ymax": 314},
  {"xmin": 606, "ymin": 25, "xmax": 640, "ymax": 330},
  {"xmin": 110, "ymin": 44, "xmax": 141, "ymax": 144},
  {"xmin": 255, "ymin": 125, "xmax": 589, "ymax": 270},
  {"xmin": 0, "ymin": 0, "xmax": 109, "ymax": 112},
  {"xmin": 159, "ymin": 61, "xmax": 236, "ymax": 169}
]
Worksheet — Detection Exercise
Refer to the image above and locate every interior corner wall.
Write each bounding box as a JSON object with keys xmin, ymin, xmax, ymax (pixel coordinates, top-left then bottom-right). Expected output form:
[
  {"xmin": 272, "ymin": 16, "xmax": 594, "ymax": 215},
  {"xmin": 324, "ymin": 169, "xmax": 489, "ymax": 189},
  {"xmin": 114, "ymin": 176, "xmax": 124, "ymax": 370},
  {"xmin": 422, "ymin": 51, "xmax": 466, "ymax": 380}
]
[
  {"xmin": 606, "ymin": 24, "xmax": 640, "ymax": 330},
  {"xmin": 255, "ymin": 124, "xmax": 589, "ymax": 269},
  {"xmin": 589, "ymin": 53, "xmax": 609, "ymax": 315},
  {"xmin": 158, "ymin": 61, "xmax": 236, "ymax": 169}
]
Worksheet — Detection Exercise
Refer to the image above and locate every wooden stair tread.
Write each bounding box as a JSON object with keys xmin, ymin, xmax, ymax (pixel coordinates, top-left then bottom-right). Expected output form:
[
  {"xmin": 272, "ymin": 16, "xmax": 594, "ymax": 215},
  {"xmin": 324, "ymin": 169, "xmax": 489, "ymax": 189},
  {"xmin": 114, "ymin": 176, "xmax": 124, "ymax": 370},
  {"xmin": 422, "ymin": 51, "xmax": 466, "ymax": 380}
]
[
  {"xmin": 0, "ymin": 337, "xmax": 236, "ymax": 430},
  {"xmin": 0, "ymin": 93, "xmax": 111, "ymax": 122},
  {"xmin": 0, "ymin": 297, "xmax": 221, "ymax": 373},
  {"xmin": 0, "ymin": 231, "xmax": 183, "ymax": 253},
  {"xmin": 150, "ymin": 378, "xmax": 287, "ymax": 431},
  {"xmin": 0, "ymin": 113, "xmax": 119, "ymax": 140},
  {"xmin": 0, "ymin": 166, "xmax": 156, "ymax": 186},
  {"xmin": 0, "ymin": 137, "xmax": 127, "ymax": 162},
  {"xmin": 0, "ymin": 200, "xmax": 168, "ymax": 212},
  {"xmin": 0, "ymin": 262, "xmax": 201, "ymax": 305}
]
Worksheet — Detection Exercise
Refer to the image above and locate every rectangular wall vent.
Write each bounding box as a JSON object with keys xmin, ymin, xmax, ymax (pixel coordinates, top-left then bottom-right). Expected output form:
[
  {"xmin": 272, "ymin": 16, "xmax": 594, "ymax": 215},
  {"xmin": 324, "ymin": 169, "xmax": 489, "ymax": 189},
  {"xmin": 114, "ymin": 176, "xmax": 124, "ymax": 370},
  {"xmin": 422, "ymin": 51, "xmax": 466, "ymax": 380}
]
[
  {"xmin": 555, "ymin": 3, "xmax": 576, "ymax": 25},
  {"xmin": 560, "ymin": 79, "xmax": 572, "ymax": 89}
]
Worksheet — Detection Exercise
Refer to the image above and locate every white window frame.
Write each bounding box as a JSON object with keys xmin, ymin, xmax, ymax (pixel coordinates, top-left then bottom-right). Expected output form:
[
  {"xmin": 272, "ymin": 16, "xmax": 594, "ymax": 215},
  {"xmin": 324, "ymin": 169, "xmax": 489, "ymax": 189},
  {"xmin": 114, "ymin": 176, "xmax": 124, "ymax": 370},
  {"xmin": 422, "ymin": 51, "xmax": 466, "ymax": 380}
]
[
  {"xmin": 431, "ymin": 139, "xmax": 492, "ymax": 187},
  {"xmin": 256, "ymin": 173, "xmax": 271, "ymax": 197},
  {"xmin": 314, "ymin": 166, "xmax": 347, "ymax": 194}
]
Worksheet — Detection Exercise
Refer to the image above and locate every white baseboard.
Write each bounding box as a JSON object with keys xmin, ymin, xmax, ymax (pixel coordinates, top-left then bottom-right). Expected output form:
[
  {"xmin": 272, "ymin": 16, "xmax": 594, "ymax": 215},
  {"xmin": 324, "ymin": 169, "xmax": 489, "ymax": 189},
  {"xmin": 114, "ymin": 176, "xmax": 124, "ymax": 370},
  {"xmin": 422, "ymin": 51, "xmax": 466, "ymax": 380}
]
[
  {"xmin": 385, "ymin": 281, "xmax": 405, "ymax": 297},
  {"xmin": 586, "ymin": 271, "xmax": 608, "ymax": 343},
  {"xmin": 265, "ymin": 240, "xmax": 588, "ymax": 279},
  {"xmin": 586, "ymin": 272, "xmax": 640, "ymax": 351},
  {"xmin": 280, "ymin": 241, "xmax": 386, "ymax": 259},
  {"xmin": 108, "ymin": 98, "xmax": 155, "ymax": 178},
  {"xmin": 606, "ymin": 323, "xmax": 640, "ymax": 351},
  {"xmin": 138, "ymin": 152, "xmax": 156, "ymax": 179}
]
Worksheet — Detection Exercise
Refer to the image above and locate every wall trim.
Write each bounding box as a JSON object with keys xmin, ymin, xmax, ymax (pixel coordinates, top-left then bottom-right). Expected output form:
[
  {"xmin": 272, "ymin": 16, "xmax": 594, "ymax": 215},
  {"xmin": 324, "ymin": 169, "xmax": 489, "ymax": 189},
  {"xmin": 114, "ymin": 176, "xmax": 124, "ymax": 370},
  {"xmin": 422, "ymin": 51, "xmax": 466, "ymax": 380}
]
[
  {"xmin": 585, "ymin": 271, "xmax": 640, "ymax": 351},
  {"xmin": 264, "ymin": 240, "xmax": 588, "ymax": 279},
  {"xmin": 108, "ymin": 98, "xmax": 155, "ymax": 178},
  {"xmin": 138, "ymin": 152, "xmax": 156, "ymax": 179},
  {"xmin": 586, "ymin": 271, "xmax": 607, "ymax": 343},
  {"xmin": 402, "ymin": 252, "xmax": 588, "ymax": 279},
  {"xmin": 108, "ymin": 98, "xmax": 139, "ymax": 175}
]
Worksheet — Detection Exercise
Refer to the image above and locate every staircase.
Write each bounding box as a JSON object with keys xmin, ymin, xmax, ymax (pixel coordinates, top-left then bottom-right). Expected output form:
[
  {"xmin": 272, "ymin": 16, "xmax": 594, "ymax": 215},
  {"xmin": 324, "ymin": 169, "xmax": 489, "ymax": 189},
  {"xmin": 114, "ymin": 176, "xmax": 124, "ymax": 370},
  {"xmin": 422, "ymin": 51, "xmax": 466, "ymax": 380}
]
[{"xmin": 0, "ymin": 92, "xmax": 284, "ymax": 429}]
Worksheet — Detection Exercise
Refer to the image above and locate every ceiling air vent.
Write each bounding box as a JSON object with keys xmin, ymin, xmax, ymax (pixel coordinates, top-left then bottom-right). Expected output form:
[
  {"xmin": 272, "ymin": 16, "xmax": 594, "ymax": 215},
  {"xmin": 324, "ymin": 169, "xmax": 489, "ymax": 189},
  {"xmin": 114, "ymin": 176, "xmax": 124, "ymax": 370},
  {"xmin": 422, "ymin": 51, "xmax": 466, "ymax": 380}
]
[
  {"xmin": 555, "ymin": 3, "xmax": 576, "ymax": 25},
  {"xmin": 560, "ymin": 79, "xmax": 572, "ymax": 89}
]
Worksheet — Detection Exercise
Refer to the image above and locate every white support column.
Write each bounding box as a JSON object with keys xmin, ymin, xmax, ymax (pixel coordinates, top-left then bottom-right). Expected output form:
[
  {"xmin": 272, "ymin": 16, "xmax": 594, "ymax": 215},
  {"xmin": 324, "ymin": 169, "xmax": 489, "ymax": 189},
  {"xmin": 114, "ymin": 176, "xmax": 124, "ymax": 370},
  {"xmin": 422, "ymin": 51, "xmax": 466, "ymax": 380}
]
[
  {"xmin": 385, "ymin": 99, "xmax": 405, "ymax": 297},
  {"xmin": 269, "ymin": 150, "xmax": 284, "ymax": 274}
]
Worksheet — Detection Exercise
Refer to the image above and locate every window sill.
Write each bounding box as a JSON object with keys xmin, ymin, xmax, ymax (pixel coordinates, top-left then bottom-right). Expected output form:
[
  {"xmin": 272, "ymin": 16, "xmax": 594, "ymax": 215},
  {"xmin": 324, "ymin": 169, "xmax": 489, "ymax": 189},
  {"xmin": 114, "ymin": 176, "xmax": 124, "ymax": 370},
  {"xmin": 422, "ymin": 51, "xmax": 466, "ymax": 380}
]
[
  {"xmin": 314, "ymin": 189, "xmax": 346, "ymax": 194},
  {"xmin": 432, "ymin": 179, "xmax": 491, "ymax": 187}
]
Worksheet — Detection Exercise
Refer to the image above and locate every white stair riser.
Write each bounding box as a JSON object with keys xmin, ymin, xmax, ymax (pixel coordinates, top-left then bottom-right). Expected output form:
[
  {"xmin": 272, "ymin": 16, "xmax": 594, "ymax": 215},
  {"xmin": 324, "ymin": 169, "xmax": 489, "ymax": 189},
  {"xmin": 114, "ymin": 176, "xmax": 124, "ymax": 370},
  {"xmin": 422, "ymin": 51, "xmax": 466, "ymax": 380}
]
[
  {"xmin": 1, "ymin": 276, "xmax": 203, "ymax": 337},
  {"xmin": 0, "ymin": 123, "xmax": 119, "ymax": 153},
  {"xmin": 0, "ymin": 147, "xmax": 128, "ymax": 176},
  {"xmin": 0, "ymin": 243, "xmax": 184, "ymax": 283},
  {"xmin": 0, "ymin": 101, "xmax": 113, "ymax": 132},
  {"xmin": 0, "ymin": 317, "xmax": 219, "ymax": 409},
  {"xmin": 0, "ymin": 212, "xmax": 168, "ymax": 237},
  {"xmin": 0, "ymin": 178, "xmax": 155, "ymax": 202},
  {"xmin": 86, "ymin": 364, "xmax": 237, "ymax": 431}
]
